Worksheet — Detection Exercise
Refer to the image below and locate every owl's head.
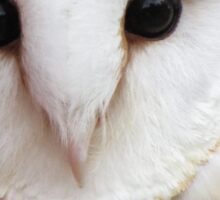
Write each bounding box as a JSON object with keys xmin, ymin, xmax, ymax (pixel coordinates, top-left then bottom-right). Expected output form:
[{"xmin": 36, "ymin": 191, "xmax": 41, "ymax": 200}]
[{"xmin": 1, "ymin": 0, "xmax": 220, "ymax": 187}]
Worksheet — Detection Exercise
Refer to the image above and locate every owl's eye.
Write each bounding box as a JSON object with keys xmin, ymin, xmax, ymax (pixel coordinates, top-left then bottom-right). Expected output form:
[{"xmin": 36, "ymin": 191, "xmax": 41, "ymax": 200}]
[
  {"xmin": 0, "ymin": 0, "xmax": 20, "ymax": 47},
  {"xmin": 125, "ymin": 0, "xmax": 182, "ymax": 39}
]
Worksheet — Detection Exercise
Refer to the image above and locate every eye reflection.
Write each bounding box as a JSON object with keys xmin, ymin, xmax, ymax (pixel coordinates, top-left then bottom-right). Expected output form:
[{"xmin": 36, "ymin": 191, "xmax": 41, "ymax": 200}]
[{"xmin": 125, "ymin": 0, "xmax": 182, "ymax": 39}]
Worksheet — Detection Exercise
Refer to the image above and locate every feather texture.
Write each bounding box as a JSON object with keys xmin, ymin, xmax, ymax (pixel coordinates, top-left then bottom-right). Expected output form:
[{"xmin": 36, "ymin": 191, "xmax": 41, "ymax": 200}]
[{"xmin": 1, "ymin": 0, "xmax": 220, "ymax": 199}]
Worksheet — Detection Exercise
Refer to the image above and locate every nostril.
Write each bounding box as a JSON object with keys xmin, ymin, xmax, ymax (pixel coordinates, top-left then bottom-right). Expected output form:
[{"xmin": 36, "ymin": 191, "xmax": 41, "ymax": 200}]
[
  {"xmin": 125, "ymin": 0, "xmax": 182, "ymax": 40},
  {"xmin": 0, "ymin": 0, "xmax": 20, "ymax": 47}
]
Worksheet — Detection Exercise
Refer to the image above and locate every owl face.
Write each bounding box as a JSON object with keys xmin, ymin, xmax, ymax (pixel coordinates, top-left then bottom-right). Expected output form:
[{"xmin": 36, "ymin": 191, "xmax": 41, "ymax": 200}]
[{"xmin": 1, "ymin": 0, "xmax": 220, "ymax": 197}]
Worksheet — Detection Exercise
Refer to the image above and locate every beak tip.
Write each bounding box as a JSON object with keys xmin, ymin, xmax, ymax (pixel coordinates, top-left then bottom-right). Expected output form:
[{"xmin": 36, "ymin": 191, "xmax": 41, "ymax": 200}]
[
  {"xmin": 67, "ymin": 143, "xmax": 87, "ymax": 188},
  {"xmin": 71, "ymin": 161, "xmax": 85, "ymax": 188}
]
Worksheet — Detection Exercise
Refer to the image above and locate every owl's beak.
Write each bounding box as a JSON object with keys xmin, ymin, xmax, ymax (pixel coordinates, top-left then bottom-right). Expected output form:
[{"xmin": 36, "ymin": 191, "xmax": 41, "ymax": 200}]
[{"xmin": 68, "ymin": 142, "xmax": 84, "ymax": 187}]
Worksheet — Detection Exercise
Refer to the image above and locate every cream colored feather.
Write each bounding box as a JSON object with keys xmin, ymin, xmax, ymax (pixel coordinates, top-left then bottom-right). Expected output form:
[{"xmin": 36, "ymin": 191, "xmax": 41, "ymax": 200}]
[{"xmin": 1, "ymin": 0, "xmax": 220, "ymax": 199}]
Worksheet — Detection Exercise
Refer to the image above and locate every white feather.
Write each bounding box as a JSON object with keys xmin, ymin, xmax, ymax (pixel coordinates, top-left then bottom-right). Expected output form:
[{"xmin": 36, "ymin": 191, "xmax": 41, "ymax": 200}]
[{"xmin": 1, "ymin": 0, "xmax": 220, "ymax": 199}]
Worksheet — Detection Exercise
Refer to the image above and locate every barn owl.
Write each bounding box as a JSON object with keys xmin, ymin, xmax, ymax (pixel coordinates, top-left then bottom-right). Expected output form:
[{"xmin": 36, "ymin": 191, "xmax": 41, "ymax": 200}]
[{"xmin": 1, "ymin": 0, "xmax": 220, "ymax": 199}]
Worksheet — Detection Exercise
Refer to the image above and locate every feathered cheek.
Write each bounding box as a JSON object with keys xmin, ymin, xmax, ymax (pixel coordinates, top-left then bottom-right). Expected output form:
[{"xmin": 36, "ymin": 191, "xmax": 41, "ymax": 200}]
[{"xmin": 17, "ymin": 0, "xmax": 128, "ymax": 185}]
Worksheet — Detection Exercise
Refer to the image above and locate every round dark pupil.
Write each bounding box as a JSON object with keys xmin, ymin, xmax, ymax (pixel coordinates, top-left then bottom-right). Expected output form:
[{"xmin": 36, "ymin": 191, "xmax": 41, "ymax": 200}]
[
  {"xmin": 140, "ymin": 1, "xmax": 174, "ymax": 34},
  {"xmin": 125, "ymin": 0, "xmax": 181, "ymax": 38},
  {"xmin": 0, "ymin": 1, "xmax": 20, "ymax": 46}
]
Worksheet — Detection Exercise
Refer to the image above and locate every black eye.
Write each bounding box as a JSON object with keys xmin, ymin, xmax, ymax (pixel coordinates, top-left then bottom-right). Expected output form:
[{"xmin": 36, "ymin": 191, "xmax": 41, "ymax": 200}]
[
  {"xmin": 0, "ymin": 0, "xmax": 20, "ymax": 47},
  {"xmin": 125, "ymin": 0, "xmax": 182, "ymax": 39}
]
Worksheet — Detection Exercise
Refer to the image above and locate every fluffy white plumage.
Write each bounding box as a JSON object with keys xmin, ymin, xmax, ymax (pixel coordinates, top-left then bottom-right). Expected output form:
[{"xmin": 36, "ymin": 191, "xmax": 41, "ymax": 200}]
[{"xmin": 1, "ymin": 0, "xmax": 220, "ymax": 199}]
